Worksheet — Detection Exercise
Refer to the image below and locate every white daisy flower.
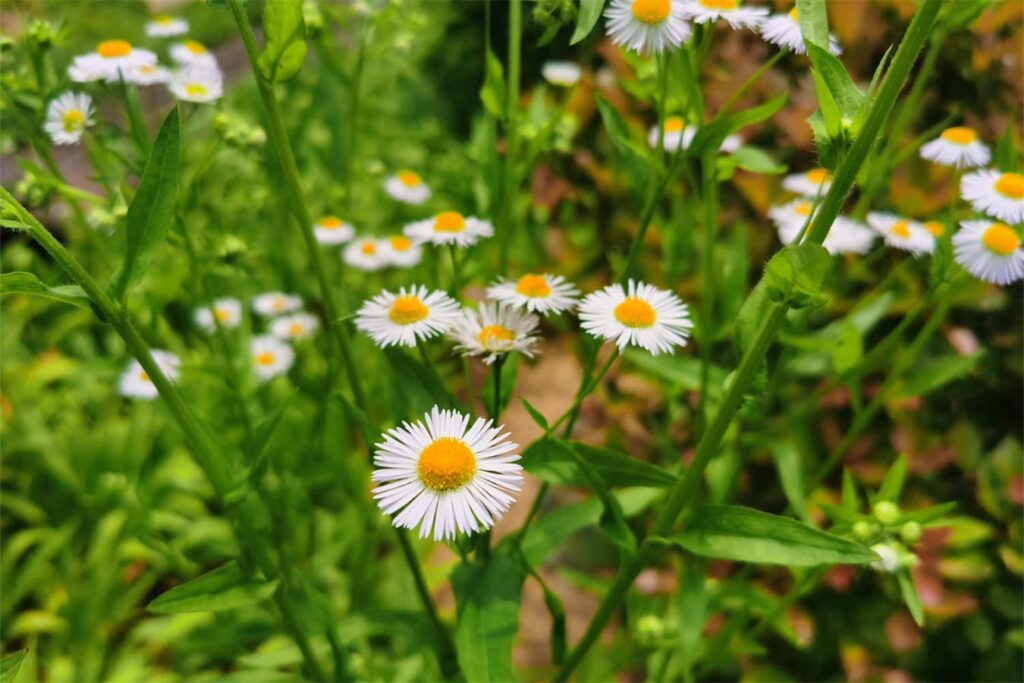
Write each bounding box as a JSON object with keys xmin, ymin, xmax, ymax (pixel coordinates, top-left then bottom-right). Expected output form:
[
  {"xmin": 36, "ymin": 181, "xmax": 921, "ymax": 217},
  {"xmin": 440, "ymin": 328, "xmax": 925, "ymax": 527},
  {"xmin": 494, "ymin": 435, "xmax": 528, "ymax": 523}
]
[
  {"xmin": 372, "ymin": 406, "xmax": 523, "ymax": 541},
  {"xmin": 867, "ymin": 212, "xmax": 935, "ymax": 256},
  {"xmin": 648, "ymin": 117, "xmax": 740, "ymax": 152},
  {"xmin": 250, "ymin": 335, "xmax": 295, "ymax": 381},
  {"xmin": 122, "ymin": 62, "xmax": 171, "ymax": 86},
  {"xmin": 579, "ymin": 279, "xmax": 692, "ymax": 355},
  {"xmin": 355, "ymin": 285, "xmax": 461, "ymax": 348},
  {"xmin": 680, "ymin": 0, "xmax": 768, "ymax": 30},
  {"xmin": 118, "ymin": 350, "xmax": 180, "ymax": 400},
  {"xmin": 252, "ymin": 292, "xmax": 303, "ymax": 317},
  {"xmin": 960, "ymin": 169, "xmax": 1024, "ymax": 224},
  {"xmin": 783, "ymin": 168, "xmax": 832, "ymax": 197},
  {"xmin": 769, "ymin": 198, "xmax": 816, "ymax": 243},
  {"xmin": 68, "ymin": 40, "xmax": 158, "ymax": 83},
  {"xmin": 43, "ymin": 92, "xmax": 94, "ymax": 146},
  {"xmin": 170, "ymin": 40, "xmax": 219, "ymax": 69},
  {"xmin": 343, "ymin": 237, "xmax": 388, "ymax": 271},
  {"xmin": 953, "ymin": 220, "xmax": 1024, "ymax": 286},
  {"xmin": 759, "ymin": 7, "xmax": 841, "ymax": 55},
  {"xmin": 195, "ymin": 298, "xmax": 242, "ymax": 333},
  {"xmin": 145, "ymin": 15, "xmax": 189, "ymax": 38},
  {"xmin": 449, "ymin": 302, "xmax": 542, "ymax": 365},
  {"xmin": 404, "ymin": 211, "xmax": 494, "ymax": 248},
  {"xmin": 823, "ymin": 216, "xmax": 876, "ymax": 256},
  {"xmin": 270, "ymin": 312, "xmax": 320, "ymax": 340},
  {"xmin": 919, "ymin": 127, "xmax": 991, "ymax": 169},
  {"xmin": 384, "ymin": 170, "xmax": 432, "ymax": 205},
  {"xmin": 604, "ymin": 0, "xmax": 692, "ymax": 55},
  {"xmin": 486, "ymin": 273, "xmax": 581, "ymax": 315},
  {"xmin": 541, "ymin": 61, "xmax": 582, "ymax": 87},
  {"xmin": 168, "ymin": 65, "xmax": 223, "ymax": 104},
  {"xmin": 313, "ymin": 215, "xmax": 355, "ymax": 245},
  {"xmin": 380, "ymin": 235, "xmax": 424, "ymax": 268}
]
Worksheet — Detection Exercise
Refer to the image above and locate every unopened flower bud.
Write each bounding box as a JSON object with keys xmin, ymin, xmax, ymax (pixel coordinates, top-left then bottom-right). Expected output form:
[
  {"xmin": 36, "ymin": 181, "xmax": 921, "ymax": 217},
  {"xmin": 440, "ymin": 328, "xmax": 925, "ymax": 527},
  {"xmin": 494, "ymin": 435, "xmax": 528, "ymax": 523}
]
[{"xmin": 872, "ymin": 501, "xmax": 900, "ymax": 525}]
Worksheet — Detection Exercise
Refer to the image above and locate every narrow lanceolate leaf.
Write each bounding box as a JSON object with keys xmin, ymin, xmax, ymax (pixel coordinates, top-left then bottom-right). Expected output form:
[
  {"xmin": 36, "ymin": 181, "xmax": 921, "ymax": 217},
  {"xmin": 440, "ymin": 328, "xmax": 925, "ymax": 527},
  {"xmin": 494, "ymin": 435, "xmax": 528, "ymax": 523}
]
[
  {"xmin": 571, "ymin": 0, "xmax": 606, "ymax": 45},
  {"xmin": 898, "ymin": 569, "xmax": 925, "ymax": 625},
  {"xmin": 1, "ymin": 272, "xmax": 88, "ymax": 307},
  {"xmin": 876, "ymin": 454, "xmax": 908, "ymax": 502},
  {"xmin": 0, "ymin": 650, "xmax": 27, "ymax": 683},
  {"xmin": 147, "ymin": 561, "xmax": 279, "ymax": 614},
  {"xmin": 665, "ymin": 505, "xmax": 879, "ymax": 566},
  {"xmin": 111, "ymin": 109, "xmax": 180, "ymax": 299},
  {"xmin": 258, "ymin": 0, "xmax": 307, "ymax": 81},
  {"xmin": 451, "ymin": 548, "xmax": 525, "ymax": 683},
  {"xmin": 688, "ymin": 94, "xmax": 788, "ymax": 158},
  {"xmin": 520, "ymin": 438, "xmax": 677, "ymax": 488}
]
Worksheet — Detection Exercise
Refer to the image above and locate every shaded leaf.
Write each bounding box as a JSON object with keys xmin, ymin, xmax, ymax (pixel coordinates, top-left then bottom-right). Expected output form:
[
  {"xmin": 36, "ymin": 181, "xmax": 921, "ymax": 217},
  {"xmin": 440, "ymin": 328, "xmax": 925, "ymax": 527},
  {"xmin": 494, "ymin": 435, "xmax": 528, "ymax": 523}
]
[
  {"xmin": 0, "ymin": 650, "xmax": 27, "ymax": 683},
  {"xmin": 1, "ymin": 272, "xmax": 88, "ymax": 307},
  {"xmin": 258, "ymin": 0, "xmax": 307, "ymax": 81},
  {"xmin": 689, "ymin": 94, "xmax": 788, "ymax": 158},
  {"xmin": 520, "ymin": 398, "xmax": 549, "ymax": 430},
  {"xmin": 877, "ymin": 454, "xmax": 908, "ymax": 502},
  {"xmin": 571, "ymin": 0, "xmax": 606, "ymax": 45},
  {"xmin": 898, "ymin": 570, "xmax": 925, "ymax": 626},
  {"xmin": 148, "ymin": 561, "xmax": 279, "ymax": 614},
  {"xmin": 480, "ymin": 49, "xmax": 506, "ymax": 120},
  {"xmin": 763, "ymin": 242, "xmax": 831, "ymax": 309},
  {"xmin": 520, "ymin": 438, "xmax": 677, "ymax": 488}
]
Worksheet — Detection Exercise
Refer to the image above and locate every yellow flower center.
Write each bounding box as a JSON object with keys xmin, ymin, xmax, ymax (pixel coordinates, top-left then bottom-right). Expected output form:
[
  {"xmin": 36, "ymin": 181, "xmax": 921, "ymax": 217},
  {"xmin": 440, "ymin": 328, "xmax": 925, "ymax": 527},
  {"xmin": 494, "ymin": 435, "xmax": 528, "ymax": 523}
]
[
  {"xmin": 631, "ymin": 0, "xmax": 671, "ymax": 24},
  {"xmin": 434, "ymin": 211, "xmax": 466, "ymax": 233},
  {"xmin": 139, "ymin": 65, "xmax": 157, "ymax": 74},
  {"xmin": 272, "ymin": 297, "xmax": 285, "ymax": 312},
  {"xmin": 614, "ymin": 297, "xmax": 656, "ymax": 328},
  {"xmin": 890, "ymin": 220, "xmax": 911, "ymax": 239},
  {"xmin": 940, "ymin": 126, "xmax": 978, "ymax": 145},
  {"xmin": 982, "ymin": 223, "xmax": 1019, "ymax": 256},
  {"xmin": 389, "ymin": 236, "xmax": 412, "ymax": 251},
  {"xmin": 479, "ymin": 324, "xmax": 515, "ymax": 349},
  {"xmin": 320, "ymin": 216, "xmax": 343, "ymax": 229},
  {"xmin": 184, "ymin": 39, "xmax": 207, "ymax": 55},
  {"xmin": 214, "ymin": 308, "xmax": 231, "ymax": 322},
  {"xmin": 98, "ymin": 40, "xmax": 132, "ymax": 58},
  {"xmin": 155, "ymin": 15, "xmax": 175, "ymax": 24},
  {"xmin": 256, "ymin": 351, "xmax": 276, "ymax": 366},
  {"xmin": 62, "ymin": 110, "xmax": 84, "ymax": 132},
  {"xmin": 360, "ymin": 241, "xmax": 377, "ymax": 255},
  {"xmin": 789, "ymin": 7, "xmax": 799, "ymax": 20},
  {"xmin": 388, "ymin": 296, "xmax": 429, "ymax": 325},
  {"xmin": 515, "ymin": 274, "xmax": 552, "ymax": 298},
  {"xmin": 699, "ymin": 0, "xmax": 739, "ymax": 10},
  {"xmin": 417, "ymin": 437, "xmax": 476, "ymax": 491},
  {"xmin": 806, "ymin": 168, "xmax": 830, "ymax": 184},
  {"xmin": 924, "ymin": 221, "xmax": 944, "ymax": 237},
  {"xmin": 664, "ymin": 116, "xmax": 685, "ymax": 133},
  {"xmin": 290, "ymin": 323, "xmax": 305, "ymax": 336},
  {"xmin": 185, "ymin": 84, "xmax": 208, "ymax": 97},
  {"xmin": 794, "ymin": 202, "xmax": 812, "ymax": 217},
  {"xmin": 398, "ymin": 170, "xmax": 421, "ymax": 187},
  {"xmin": 994, "ymin": 172, "xmax": 1024, "ymax": 200},
  {"xmin": 139, "ymin": 370, "xmax": 150, "ymax": 382}
]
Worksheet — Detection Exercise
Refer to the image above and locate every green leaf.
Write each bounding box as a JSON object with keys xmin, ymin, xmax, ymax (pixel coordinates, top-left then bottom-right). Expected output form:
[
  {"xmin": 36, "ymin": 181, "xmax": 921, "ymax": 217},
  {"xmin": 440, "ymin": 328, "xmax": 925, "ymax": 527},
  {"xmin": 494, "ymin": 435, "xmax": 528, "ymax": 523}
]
[
  {"xmin": 665, "ymin": 505, "xmax": 879, "ymax": 566},
  {"xmin": 894, "ymin": 354, "xmax": 980, "ymax": 399},
  {"xmin": 830, "ymin": 322, "xmax": 863, "ymax": 374},
  {"xmin": 841, "ymin": 469, "xmax": 861, "ymax": 510},
  {"xmin": 763, "ymin": 243, "xmax": 831, "ymax": 310},
  {"xmin": 624, "ymin": 347, "xmax": 727, "ymax": 398},
  {"xmin": 807, "ymin": 43, "xmax": 866, "ymax": 129},
  {"xmin": 876, "ymin": 454, "xmax": 908, "ymax": 502},
  {"xmin": 111, "ymin": 109, "xmax": 180, "ymax": 299},
  {"xmin": 596, "ymin": 96, "xmax": 653, "ymax": 199},
  {"xmin": 571, "ymin": 0, "xmax": 606, "ymax": 45},
  {"xmin": 735, "ymin": 278, "xmax": 770, "ymax": 355},
  {"xmin": 562, "ymin": 440, "xmax": 636, "ymax": 553},
  {"xmin": 898, "ymin": 569, "xmax": 924, "ymax": 626},
  {"xmin": 688, "ymin": 94, "xmax": 788, "ymax": 158},
  {"xmin": 795, "ymin": 0, "xmax": 829, "ymax": 48},
  {"xmin": 520, "ymin": 438, "xmax": 677, "ymax": 488},
  {"xmin": 1, "ymin": 272, "xmax": 88, "ymax": 307},
  {"xmin": 899, "ymin": 501, "xmax": 956, "ymax": 525},
  {"xmin": 147, "ymin": 561, "xmax": 279, "ymax": 614},
  {"xmin": 0, "ymin": 650, "xmax": 27, "ymax": 683},
  {"xmin": 769, "ymin": 441, "xmax": 809, "ymax": 522},
  {"xmin": 383, "ymin": 347, "xmax": 461, "ymax": 413},
  {"xmin": 728, "ymin": 146, "xmax": 786, "ymax": 175},
  {"xmin": 520, "ymin": 398, "xmax": 549, "ymax": 431},
  {"xmin": 480, "ymin": 49, "xmax": 506, "ymax": 120},
  {"xmin": 451, "ymin": 549, "xmax": 525, "ymax": 683},
  {"xmin": 258, "ymin": 0, "xmax": 307, "ymax": 81}
]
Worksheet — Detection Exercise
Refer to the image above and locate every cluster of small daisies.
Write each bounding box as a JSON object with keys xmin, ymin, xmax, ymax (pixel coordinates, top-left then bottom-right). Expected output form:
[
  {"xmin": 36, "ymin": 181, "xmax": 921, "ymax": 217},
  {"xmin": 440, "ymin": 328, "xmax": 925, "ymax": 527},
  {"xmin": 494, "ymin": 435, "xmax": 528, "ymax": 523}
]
[
  {"xmin": 765, "ymin": 125, "xmax": 1024, "ymax": 286},
  {"xmin": 117, "ymin": 292, "xmax": 319, "ymax": 399},
  {"xmin": 362, "ymin": 273, "xmax": 693, "ymax": 540},
  {"xmin": 604, "ymin": 0, "xmax": 841, "ymax": 56},
  {"xmin": 46, "ymin": 16, "xmax": 223, "ymax": 146}
]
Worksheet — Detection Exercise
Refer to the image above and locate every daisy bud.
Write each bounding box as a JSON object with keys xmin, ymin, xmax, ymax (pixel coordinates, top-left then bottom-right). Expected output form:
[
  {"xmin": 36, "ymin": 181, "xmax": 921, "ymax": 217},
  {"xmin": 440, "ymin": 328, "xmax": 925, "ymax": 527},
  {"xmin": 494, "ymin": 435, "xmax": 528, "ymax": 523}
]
[{"xmin": 872, "ymin": 501, "xmax": 901, "ymax": 526}]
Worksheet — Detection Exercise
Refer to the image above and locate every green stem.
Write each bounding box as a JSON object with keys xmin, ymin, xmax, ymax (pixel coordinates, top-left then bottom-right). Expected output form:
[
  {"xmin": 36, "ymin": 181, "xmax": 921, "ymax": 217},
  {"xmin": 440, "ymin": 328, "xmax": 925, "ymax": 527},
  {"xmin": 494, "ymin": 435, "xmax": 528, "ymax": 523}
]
[
  {"xmin": 498, "ymin": 0, "xmax": 522, "ymax": 273},
  {"xmin": 697, "ymin": 151, "xmax": 718, "ymax": 433},
  {"xmin": 553, "ymin": 3, "xmax": 942, "ymax": 678},
  {"xmin": 491, "ymin": 355, "xmax": 504, "ymax": 420},
  {"xmin": 718, "ymin": 50, "xmax": 785, "ymax": 116},
  {"xmin": 227, "ymin": 0, "xmax": 365, "ymax": 408},
  {"xmin": 0, "ymin": 187, "xmax": 328, "ymax": 682},
  {"xmin": 395, "ymin": 529, "xmax": 461, "ymax": 678},
  {"xmin": 551, "ymin": 347, "xmax": 620, "ymax": 438}
]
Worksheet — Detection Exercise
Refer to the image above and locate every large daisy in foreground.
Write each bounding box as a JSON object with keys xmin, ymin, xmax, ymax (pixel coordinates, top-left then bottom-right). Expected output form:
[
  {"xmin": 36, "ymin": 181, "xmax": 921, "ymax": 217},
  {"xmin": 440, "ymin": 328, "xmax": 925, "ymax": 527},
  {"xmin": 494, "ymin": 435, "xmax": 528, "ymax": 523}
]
[
  {"xmin": 372, "ymin": 406, "xmax": 522, "ymax": 541},
  {"xmin": 579, "ymin": 280, "xmax": 692, "ymax": 355}
]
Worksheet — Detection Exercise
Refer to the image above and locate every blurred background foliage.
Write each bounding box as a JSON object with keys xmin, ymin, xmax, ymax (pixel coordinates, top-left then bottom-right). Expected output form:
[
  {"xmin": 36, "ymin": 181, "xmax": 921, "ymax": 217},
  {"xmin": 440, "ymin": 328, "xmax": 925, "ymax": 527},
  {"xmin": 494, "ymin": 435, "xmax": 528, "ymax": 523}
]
[{"xmin": 1, "ymin": 0, "xmax": 1022, "ymax": 682}]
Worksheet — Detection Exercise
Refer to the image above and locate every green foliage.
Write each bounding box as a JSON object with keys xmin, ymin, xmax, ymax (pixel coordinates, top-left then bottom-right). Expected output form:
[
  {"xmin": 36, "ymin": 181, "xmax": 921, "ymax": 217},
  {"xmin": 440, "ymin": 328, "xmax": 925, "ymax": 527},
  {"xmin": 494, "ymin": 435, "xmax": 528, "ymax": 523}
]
[
  {"xmin": 763, "ymin": 243, "xmax": 831, "ymax": 309},
  {"xmin": 570, "ymin": 0, "xmax": 605, "ymax": 45},
  {"xmin": 257, "ymin": 0, "xmax": 307, "ymax": 81},
  {"xmin": 147, "ymin": 561, "xmax": 280, "ymax": 614},
  {"xmin": 0, "ymin": 272, "xmax": 88, "ymax": 307}
]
